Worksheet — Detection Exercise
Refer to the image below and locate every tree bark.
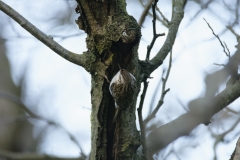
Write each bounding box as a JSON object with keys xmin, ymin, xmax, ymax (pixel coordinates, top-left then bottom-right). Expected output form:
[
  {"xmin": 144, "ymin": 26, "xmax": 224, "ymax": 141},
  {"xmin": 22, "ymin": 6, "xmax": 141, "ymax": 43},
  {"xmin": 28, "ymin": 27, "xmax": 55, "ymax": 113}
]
[
  {"xmin": 0, "ymin": 0, "xmax": 187, "ymax": 159},
  {"xmin": 74, "ymin": 0, "xmax": 188, "ymax": 159},
  {"xmin": 75, "ymin": 0, "xmax": 142, "ymax": 159},
  {"xmin": 230, "ymin": 137, "xmax": 240, "ymax": 160}
]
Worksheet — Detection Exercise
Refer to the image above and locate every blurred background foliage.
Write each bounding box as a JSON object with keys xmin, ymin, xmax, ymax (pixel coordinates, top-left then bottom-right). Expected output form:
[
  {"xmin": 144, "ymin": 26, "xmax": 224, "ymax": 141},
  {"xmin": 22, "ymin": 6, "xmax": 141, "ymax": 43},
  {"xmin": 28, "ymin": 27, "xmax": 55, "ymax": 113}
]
[
  {"xmin": 0, "ymin": 0, "xmax": 240, "ymax": 160},
  {"xmin": 0, "ymin": 33, "xmax": 34, "ymax": 152}
]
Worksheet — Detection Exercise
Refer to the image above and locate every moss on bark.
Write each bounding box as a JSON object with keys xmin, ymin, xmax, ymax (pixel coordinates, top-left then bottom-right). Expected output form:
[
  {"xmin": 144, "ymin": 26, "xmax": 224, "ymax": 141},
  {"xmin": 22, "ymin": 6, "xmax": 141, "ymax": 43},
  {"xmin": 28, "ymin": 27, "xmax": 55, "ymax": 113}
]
[{"xmin": 75, "ymin": 0, "xmax": 142, "ymax": 159}]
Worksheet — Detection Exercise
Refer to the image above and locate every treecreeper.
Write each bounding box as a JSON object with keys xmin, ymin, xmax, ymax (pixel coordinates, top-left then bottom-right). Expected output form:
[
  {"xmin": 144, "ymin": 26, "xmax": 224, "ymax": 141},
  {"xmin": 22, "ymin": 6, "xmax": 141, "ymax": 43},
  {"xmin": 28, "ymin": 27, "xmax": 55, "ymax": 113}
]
[{"xmin": 109, "ymin": 64, "xmax": 136, "ymax": 122}]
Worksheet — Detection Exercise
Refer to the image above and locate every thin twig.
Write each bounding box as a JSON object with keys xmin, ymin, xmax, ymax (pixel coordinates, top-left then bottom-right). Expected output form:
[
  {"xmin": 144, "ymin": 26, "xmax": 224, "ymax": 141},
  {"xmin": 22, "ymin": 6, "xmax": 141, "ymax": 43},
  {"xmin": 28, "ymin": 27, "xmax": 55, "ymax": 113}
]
[
  {"xmin": 0, "ymin": 114, "xmax": 30, "ymax": 126},
  {"xmin": 211, "ymin": 116, "xmax": 240, "ymax": 160},
  {"xmin": 148, "ymin": 0, "xmax": 186, "ymax": 73},
  {"xmin": 137, "ymin": 80, "xmax": 149, "ymax": 160},
  {"xmin": 213, "ymin": 63, "xmax": 226, "ymax": 67},
  {"xmin": 138, "ymin": 0, "xmax": 155, "ymax": 26},
  {"xmin": 224, "ymin": 41, "xmax": 231, "ymax": 57},
  {"xmin": 203, "ymin": 18, "xmax": 231, "ymax": 59},
  {"xmin": 0, "ymin": 90, "xmax": 86, "ymax": 158},
  {"xmin": 0, "ymin": 114, "xmax": 86, "ymax": 158},
  {"xmin": 225, "ymin": 107, "xmax": 239, "ymax": 114},
  {"xmin": 226, "ymin": 25, "xmax": 240, "ymax": 38},
  {"xmin": 148, "ymin": 70, "xmax": 164, "ymax": 115},
  {"xmin": 144, "ymin": 51, "xmax": 172, "ymax": 124},
  {"xmin": 0, "ymin": 91, "xmax": 23, "ymax": 105},
  {"xmin": 35, "ymin": 117, "xmax": 86, "ymax": 158},
  {"xmin": 0, "ymin": 91, "xmax": 43, "ymax": 118},
  {"xmin": 155, "ymin": 6, "xmax": 170, "ymax": 26},
  {"xmin": 139, "ymin": 0, "xmax": 169, "ymax": 27},
  {"xmin": 146, "ymin": 0, "xmax": 165, "ymax": 61}
]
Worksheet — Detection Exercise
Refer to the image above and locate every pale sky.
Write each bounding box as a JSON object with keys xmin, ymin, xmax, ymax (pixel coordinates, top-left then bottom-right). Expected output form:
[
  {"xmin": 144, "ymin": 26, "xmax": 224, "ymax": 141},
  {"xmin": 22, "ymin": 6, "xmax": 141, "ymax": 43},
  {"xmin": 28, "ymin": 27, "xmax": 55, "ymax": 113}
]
[{"xmin": 1, "ymin": 0, "xmax": 240, "ymax": 159}]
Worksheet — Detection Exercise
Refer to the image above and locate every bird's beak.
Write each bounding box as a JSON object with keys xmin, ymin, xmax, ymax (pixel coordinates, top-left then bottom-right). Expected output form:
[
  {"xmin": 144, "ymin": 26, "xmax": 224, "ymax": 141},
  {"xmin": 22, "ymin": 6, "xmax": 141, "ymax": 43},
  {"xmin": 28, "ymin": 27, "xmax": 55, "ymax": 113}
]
[{"xmin": 118, "ymin": 63, "xmax": 122, "ymax": 70}]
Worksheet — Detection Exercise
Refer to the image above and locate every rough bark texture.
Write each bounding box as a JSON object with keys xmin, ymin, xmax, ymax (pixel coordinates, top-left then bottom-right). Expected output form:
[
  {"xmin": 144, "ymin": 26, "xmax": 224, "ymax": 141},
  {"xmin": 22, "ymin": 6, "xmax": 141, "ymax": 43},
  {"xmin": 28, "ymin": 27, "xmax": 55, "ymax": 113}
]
[
  {"xmin": 2, "ymin": 0, "xmax": 240, "ymax": 159},
  {"xmin": 74, "ymin": 0, "xmax": 187, "ymax": 159},
  {"xmin": 230, "ymin": 138, "xmax": 240, "ymax": 160},
  {"xmin": 75, "ymin": 0, "xmax": 142, "ymax": 159},
  {"xmin": 0, "ymin": 0, "xmax": 186, "ymax": 159}
]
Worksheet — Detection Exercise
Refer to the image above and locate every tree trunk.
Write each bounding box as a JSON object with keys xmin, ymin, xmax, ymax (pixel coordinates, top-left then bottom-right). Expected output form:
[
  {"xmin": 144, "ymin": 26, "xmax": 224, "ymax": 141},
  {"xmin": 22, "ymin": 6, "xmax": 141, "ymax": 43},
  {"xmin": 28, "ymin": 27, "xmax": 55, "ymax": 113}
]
[{"xmin": 75, "ymin": 0, "xmax": 142, "ymax": 159}]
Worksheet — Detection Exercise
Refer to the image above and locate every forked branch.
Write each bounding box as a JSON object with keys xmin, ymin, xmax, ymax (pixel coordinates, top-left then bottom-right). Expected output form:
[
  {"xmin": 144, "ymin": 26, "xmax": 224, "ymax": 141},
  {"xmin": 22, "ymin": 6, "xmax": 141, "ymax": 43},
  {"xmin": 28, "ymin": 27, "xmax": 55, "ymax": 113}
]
[
  {"xmin": 204, "ymin": 18, "xmax": 231, "ymax": 59},
  {"xmin": 146, "ymin": 78, "xmax": 240, "ymax": 156},
  {"xmin": 138, "ymin": 0, "xmax": 154, "ymax": 26},
  {"xmin": 148, "ymin": 0, "xmax": 186, "ymax": 74},
  {"xmin": 0, "ymin": 94, "xmax": 86, "ymax": 159},
  {"xmin": 137, "ymin": 80, "xmax": 149, "ymax": 159},
  {"xmin": 144, "ymin": 51, "xmax": 172, "ymax": 124},
  {"xmin": 139, "ymin": 0, "xmax": 169, "ymax": 27},
  {"xmin": 145, "ymin": 0, "xmax": 165, "ymax": 61}
]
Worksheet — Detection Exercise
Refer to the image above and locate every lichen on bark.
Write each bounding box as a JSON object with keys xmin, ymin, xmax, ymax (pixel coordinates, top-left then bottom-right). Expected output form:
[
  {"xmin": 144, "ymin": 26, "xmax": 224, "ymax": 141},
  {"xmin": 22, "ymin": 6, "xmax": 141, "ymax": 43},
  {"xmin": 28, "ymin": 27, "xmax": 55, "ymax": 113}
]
[{"xmin": 75, "ymin": 0, "xmax": 142, "ymax": 159}]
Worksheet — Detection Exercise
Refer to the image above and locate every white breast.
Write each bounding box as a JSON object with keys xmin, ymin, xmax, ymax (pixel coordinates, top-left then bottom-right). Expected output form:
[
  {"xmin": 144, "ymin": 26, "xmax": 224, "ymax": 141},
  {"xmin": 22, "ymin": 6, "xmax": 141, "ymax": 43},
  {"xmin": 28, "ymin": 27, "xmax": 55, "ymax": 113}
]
[{"xmin": 109, "ymin": 71, "xmax": 123, "ymax": 95}]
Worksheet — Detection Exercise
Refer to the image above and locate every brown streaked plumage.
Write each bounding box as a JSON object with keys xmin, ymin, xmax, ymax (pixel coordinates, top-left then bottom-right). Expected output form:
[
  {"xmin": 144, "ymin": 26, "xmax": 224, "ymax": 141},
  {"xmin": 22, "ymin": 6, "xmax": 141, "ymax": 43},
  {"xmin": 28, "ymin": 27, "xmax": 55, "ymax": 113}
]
[
  {"xmin": 121, "ymin": 28, "xmax": 137, "ymax": 43},
  {"xmin": 109, "ymin": 66, "xmax": 136, "ymax": 122}
]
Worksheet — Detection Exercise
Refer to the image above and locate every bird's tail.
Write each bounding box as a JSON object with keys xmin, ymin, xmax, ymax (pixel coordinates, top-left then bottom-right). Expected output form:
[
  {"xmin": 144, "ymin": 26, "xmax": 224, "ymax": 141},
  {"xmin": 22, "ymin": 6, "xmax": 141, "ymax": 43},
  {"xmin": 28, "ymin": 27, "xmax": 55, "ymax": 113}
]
[{"xmin": 113, "ymin": 107, "xmax": 121, "ymax": 123}]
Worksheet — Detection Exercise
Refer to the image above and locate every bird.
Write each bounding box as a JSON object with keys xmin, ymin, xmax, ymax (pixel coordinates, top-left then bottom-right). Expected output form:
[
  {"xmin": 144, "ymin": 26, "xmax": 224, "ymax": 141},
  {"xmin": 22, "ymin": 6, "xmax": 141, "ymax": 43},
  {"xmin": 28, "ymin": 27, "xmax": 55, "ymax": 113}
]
[
  {"xmin": 109, "ymin": 64, "xmax": 136, "ymax": 123},
  {"xmin": 121, "ymin": 28, "xmax": 138, "ymax": 43}
]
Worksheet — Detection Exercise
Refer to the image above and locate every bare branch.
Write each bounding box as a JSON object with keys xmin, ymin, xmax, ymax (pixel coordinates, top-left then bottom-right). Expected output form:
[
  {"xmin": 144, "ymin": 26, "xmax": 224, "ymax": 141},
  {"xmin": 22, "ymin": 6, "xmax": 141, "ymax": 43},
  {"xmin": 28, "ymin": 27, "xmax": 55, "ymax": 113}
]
[
  {"xmin": 0, "ymin": 114, "xmax": 30, "ymax": 126},
  {"xmin": 27, "ymin": 113, "xmax": 86, "ymax": 157},
  {"xmin": 0, "ymin": 88, "xmax": 84, "ymax": 160},
  {"xmin": 0, "ymin": 1, "xmax": 89, "ymax": 69},
  {"xmin": 185, "ymin": 0, "xmax": 213, "ymax": 24},
  {"xmin": 155, "ymin": 6, "xmax": 170, "ymax": 26},
  {"xmin": 0, "ymin": 148, "xmax": 84, "ymax": 160},
  {"xmin": 230, "ymin": 138, "xmax": 240, "ymax": 160},
  {"xmin": 146, "ymin": 43, "xmax": 240, "ymax": 156},
  {"xmin": 211, "ymin": 116, "xmax": 240, "ymax": 160},
  {"xmin": 44, "ymin": 33, "xmax": 84, "ymax": 41},
  {"xmin": 0, "ymin": 90, "xmax": 86, "ymax": 158},
  {"xmin": 138, "ymin": 0, "xmax": 169, "ymax": 27},
  {"xmin": 0, "ymin": 91, "xmax": 23, "ymax": 105},
  {"xmin": 1, "ymin": 33, "xmax": 84, "ymax": 41},
  {"xmin": 226, "ymin": 25, "xmax": 240, "ymax": 38},
  {"xmin": 1, "ymin": 113, "xmax": 86, "ymax": 158},
  {"xmin": 0, "ymin": 90, "xmax": 44, "ymax": 119},
  {"xmin": 224, "ymin": 41, "xmax": 231, "ymax": 57},
  {"xmin": 213, "ymin": 63, "xmax": 226, "ymax": 67},
  {"xmin": 147, "ymin": 78, "xmax": 240, "ymax": 156},
  {"xmin": 148, "ymin": 70, "xmax": 164, "ymax": 115},
  {"xmin": 138, "ymin": 0, "xmax": 155, "ymax": 26},
  {"xmin": 225, "ymin": 107, "xmax": 239, "ymax": 114},
  {"xmin": 147, "ymin": 0, "xmax": 187, "ymax": 73},
  {"xmin": 203, "ymin": 18, "xmax": 231, "ymax": 59},
  {"xmin": 144, "ymin": 51, "xmax": 172, "ymax": 124},
  {"xmin": 137, "ymin": 80, "xmax": 149, "ymax": 159},
  {"xmin": 145, "ymin": 0, "xmax": 165, "ymax": 61},
  {"xmin": 147, "ymin": 47, "xmax": 239, "ymax": 156},
  {"xmin": 147, "ymin": 39, "xmax": 240, "ymax": 155}
]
